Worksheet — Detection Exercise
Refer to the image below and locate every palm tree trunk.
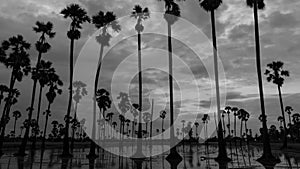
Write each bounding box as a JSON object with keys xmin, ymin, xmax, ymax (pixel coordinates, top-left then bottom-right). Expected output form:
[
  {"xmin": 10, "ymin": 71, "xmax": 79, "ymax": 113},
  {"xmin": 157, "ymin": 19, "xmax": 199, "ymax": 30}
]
[
  {"xmin": 222, "ymin": 116, "xmax": 226, "ymax": 136},
  {"xmin": 278, "ymin": 85, "xmax": 287, "ymax": 148},
  {"xmin": 167, "ymin": 22, "xmax": 177, "ymax": 156},
  {"xmin": 234, "ymin": 116, "xmax": 237, "ymax": 137},
  {"xmin": 42, "ymin": 102, "xmax": 51, "ymax": 150},
  {"xmin": 240, "ymin": 120, "xmax": 243, "ymax": 139},
  {"xmin": 71, "ymin": 103, "xmax": 78, "ymax": 153},
  {"xmin": 227, "ymin": 114, "xmax": 231, "ymax": 137},
  {"xmin": 36, "ymin": 85, "xmax": 43, "ymax": 127},
  {"xmin": 253, "ymin": 0, "xmax": 274, "ymax": 162},
  {"xmin": 150, "ymin": 99, "xmax": 154, "ymax": 141},
  {"xmin": 62, "ymin": 37, "xmax": 75, "ymax": 157},
  {"xmin": 210, "ymin": 10, "xmax": 228, "ymax": 161},
  {"xmin": 136, "ymin": 30, "xmax": 143, "ymax": 155}
]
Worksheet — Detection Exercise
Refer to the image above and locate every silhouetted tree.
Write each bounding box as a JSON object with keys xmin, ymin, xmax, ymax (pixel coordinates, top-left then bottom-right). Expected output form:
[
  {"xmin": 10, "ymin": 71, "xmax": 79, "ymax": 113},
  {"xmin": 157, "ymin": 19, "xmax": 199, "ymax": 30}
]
[
  {"xmin": 285, "ymin": 106, "xmax": 293, "ymax": 126},
  {"xmin": 265, "ymin": 61, "xmax": 289, "ymax": 148},
  {"xmin": 12, "ymin": 110, "xmax": 21, "ymax": 138},
  {"xmin": 131, "ymin": 5, "xmax": 150, "ymax": 152},
  {"xmin": 246, "ymin": 0, "xmax": 275, "ymax": 163},
  {"xmin": 198, "ymin": 0, "xmax": 229, "ymax": 161},
  {"xmin": 0, "ymin": 35, "xmax": 31, "ymax": 156},
  {"xmin": 42, "ymin": 74, "xmax": 63, "ymax": 149},
  {"xmin": 24, "ymin": 21, "xmax": 56, "ymax": 153},
  {"xmin": 60, "ymin": 3, "xmax": 90, "ymax": 157}
]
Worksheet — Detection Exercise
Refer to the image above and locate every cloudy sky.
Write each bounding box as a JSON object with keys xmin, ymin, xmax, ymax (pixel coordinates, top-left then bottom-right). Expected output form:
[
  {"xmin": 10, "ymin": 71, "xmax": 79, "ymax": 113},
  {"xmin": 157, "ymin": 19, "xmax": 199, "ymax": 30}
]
[{"xmin": 0, "ymin": 0, "xmax": 300, "ymax": 138}]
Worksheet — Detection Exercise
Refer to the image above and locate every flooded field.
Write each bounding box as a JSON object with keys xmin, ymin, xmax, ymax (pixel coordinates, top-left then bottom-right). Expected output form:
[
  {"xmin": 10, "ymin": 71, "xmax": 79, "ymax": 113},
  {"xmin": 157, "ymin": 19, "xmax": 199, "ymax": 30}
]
[{"xmin": 0, "ymin": 144, "xmax": 299, "ymax": 169}]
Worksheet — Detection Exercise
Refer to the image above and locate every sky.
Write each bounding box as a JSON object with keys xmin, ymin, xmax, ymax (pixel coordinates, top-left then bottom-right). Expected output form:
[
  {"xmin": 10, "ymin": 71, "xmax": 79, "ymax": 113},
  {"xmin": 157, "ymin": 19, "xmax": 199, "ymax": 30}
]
[{"xmin": 0, "ymin": 0, "xmax": 300, "ymax": 139}]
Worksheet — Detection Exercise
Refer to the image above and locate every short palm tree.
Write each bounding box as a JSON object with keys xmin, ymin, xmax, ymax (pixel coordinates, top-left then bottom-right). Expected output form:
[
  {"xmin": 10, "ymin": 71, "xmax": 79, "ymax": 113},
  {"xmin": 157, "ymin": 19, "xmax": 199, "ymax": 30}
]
[
  {"xmin": 246, "ymin": 0, "xmax": 276, "ymax": 163},
  {"xmin": 265, "ymin": 61, "xmax": 289, "ymax": 148},
  {"xmin": 181, "ymin": 120, "xmax": 186, "ymax": 140},
  {"xmin": 237, "ymin": 109, "xmax": 249, "ymax": 139},
  {"xmin": 194, "ymin": 122, "xmax": 199, "ymax": 138},
  {"xmin": 60, "ymin": 3, "xmax": 90, "ymax": 157},
  {"xmin": 277, "ymin": 116, "xmax": 283, "ymax": 128},
  {"xmin": 221, "ymin": 110, "xmax": 226, "ymax": 136},
  {"xmin": 285, "ymin": 106, "xmax": 293, "ymax": 126},
  {"xmin": 225, "ymin": 106, "xmax": 231, "ymax": 137},
  {"xmin": 198, "ymin": 0, "xmax": 229, "ymax": 161},
  {"xmin": 131, "ymin": 5, "xmax": 150, "ymax": 153},
  {"xmin": 0, "ymin": 35, "xmax": 31, "ymax": 156},
  {"xmin": 160, "ymin": 110, "xmax": 167, "ymax": 138},
  {"xmin": 232, "ymin": 107, "xmax": 239, "ymax": 138},
  {"xmin": 42, "ymin": 75, "xmax": 63, "ymax": 149},
  {"xmin": 143, "ymin": 112, "xmax": 151, "ymax": 138},
  {"xmin": 71, "ymin": 81, "xmax": 87, "ymax": 150},
  {"xmin": 12, "ymin": 110, "xmax": 21, "ymax": 138}
]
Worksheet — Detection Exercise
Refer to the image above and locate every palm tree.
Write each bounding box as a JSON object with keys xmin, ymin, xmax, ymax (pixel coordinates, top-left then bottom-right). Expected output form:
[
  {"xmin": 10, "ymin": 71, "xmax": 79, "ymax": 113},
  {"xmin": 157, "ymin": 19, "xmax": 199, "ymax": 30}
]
[
  {"xmin": 202, "ymin": 114, "xmax": 210, "ymax": 141},
  {"xmin": 232, "ymin": 107, "xmax": 239, "ymax": 138},
  {"xmin": 91, "ymin": 10, "xmax": 121, "ymax": 153},
  {"xmin": 24, "ymin": 21, "xmax": 56, "ymax": 151},
  {"xmin": 20, "ymin": 125, "xmax": 24, "ymax": 138},
  {"xmin": 225, "ymin": 106, "xmax": 231, "ymax": 137},
  {"xmin": 246, "ymin": 0, "xmax": 275, "ymax": 162},
  {"xmin": 71, "ymin": 81, "xmax": 87, "ymax": 150},
  {"xmin": 131, "ymin": 5, "xmax": 150, "ymax": 155},
  {"xmin": 198, "ymin": 0, "xmax": 229, "ymax": 161},
  {"xmin": 143, "ymin": 112, "xmax": 151, "ymax": 138},
  {"xmin": 12, "ymin": 110, "xmax": 21, "ymax": 138},
  {"xmin": 0, "ymin": 35, "xmax": 31, "ymax": 156},
  {"xmin": 285, "ymin": 106, "xmax": 293, "ymax": 126},
  {"xmin": 277, "ymin": 116, "xmax": 283, "ymax": 128},
  {"xmin": 221, "ymin": 110, "xmax": 226, "ymax": 136},
  {"xmin": 181, "ymin": 120, "xmax": 186, "ymax": 140},
  {"xmin": 194, "ymin": 122, "xmax": 199, "ymax": 138},
  {"xmin": 119, "ymin": 115, "xmax": 125, "ymax": 139},
  {"xmin": 131, "ymin": 103, "xmax": 139, "ymax": 138},
  {"xmin": 160, "ymin": 110, "xmax": 167, "ymax": 138},
  {"xmin": 106, "ymin": 112, "xmax": 114, "ymax": 138},
  {"xmin": 60, "ymin": 3, "xmax": 90, "ymax": 157},
  {"xmin": 160, "ymin": 0, "xmax": 183, "ymax": 160},
  {"xmin": 265, "ymin": 61, "xmax": 289, "ymax": 148},
  {"xmin": 112, "ymin": 121, "xmax": 117, "ymax": 139},
  {"xmin": 42, "ymin": 75, "xmax": 63, "ymax": 149},
  {"xmin": 35, "ymin": 60, "xmax": 55, "ymax": 130},
  {"xmin": 238, "ymin": 109, "xmax": 248, "ymax": 139}
]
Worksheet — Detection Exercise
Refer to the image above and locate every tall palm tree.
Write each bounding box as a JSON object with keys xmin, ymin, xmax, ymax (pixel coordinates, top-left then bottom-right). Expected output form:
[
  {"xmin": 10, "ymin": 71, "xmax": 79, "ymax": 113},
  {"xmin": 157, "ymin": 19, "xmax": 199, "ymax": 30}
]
[
  {"xmin": 131, "ymin": 103, "xmax": 139, "ymax": 138},
  {"xmin": 285, "ymin": 106, "xmax": 293, "ymax": 126},
  {"xmin": 198, "ymin": 0, "xmax": 229, "ymax": 161},
  {"xmin": 12, "ymin": 110, "xmax": 21, "ymax": 138},
  {"xmin": 265, "ymin": 61, "xmax": 289, "ymax": 148},
  {"xmin": 160, "ymin": 0, "xmax": 183, "ymax": 160},
  {"xmin": 202, "ymin": 114, "xmax": 210, "ymax": 141},
  {"xmin": 42, "ymin": 74, "xmax": 63, "ymax": 149},
  {"xmin": 238, "ymin": 109, "xmax": 247, "ymax": 139},
  {"xmin": 24, "ymin": 21, "xmax": 56, "ymax": 152},
  {"xmin": 91, "ymin": 10, "xmax": 121, "ymax": 155},
  {"xmin": 246, "ymin": 0, "xmax": 275, "ymax": 162},
  {"xmin": 112, "ymin": 121, "xmax": 117, "ymax": 139},
  {"xmin": 277, "ymin": 116, "xmax": 283, "ymax": 128},
  {"xmin": 131, "ymin": 5, "xmax": 150, "ymax": 156},
  {"xmin": 60, "ymin": 4, "xmax": 90, "ymax": 157},
  {"xmin": 225, "ymin": 106, "xmax": 231, "ymax": 137},
  {"xmin": 0, "ymin": 35, "xmax": 31, "ymax": 156}
]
